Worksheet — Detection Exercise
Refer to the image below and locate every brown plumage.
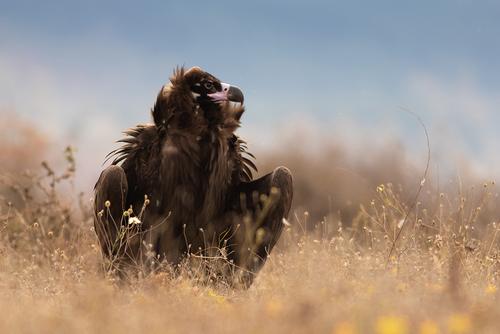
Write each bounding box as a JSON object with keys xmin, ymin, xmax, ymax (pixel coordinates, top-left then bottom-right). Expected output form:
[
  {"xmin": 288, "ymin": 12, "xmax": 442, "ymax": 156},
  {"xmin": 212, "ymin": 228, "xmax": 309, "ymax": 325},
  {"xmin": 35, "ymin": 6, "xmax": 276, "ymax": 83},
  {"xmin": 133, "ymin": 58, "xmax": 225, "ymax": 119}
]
[{"xmin": 94, "ymin": 67, "xmax": 293, "ymax": 287}]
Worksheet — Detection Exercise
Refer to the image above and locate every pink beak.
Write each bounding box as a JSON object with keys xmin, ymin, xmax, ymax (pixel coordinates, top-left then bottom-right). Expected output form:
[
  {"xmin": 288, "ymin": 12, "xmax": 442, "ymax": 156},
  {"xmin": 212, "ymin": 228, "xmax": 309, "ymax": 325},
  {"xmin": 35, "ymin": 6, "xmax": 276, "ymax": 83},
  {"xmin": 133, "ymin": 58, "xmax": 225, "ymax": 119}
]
[{"xmin": 207, "ymin": 83, "xmax": 244, "ymax": 104}]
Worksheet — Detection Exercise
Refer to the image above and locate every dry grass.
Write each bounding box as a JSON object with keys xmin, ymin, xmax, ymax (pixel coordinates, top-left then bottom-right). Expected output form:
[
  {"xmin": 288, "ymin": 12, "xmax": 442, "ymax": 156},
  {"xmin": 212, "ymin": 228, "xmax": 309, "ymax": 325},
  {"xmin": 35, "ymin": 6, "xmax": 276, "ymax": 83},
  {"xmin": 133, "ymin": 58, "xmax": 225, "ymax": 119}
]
[{"xmin": 0, "ymin": 132, "xmax": 499, "ymax": 333}]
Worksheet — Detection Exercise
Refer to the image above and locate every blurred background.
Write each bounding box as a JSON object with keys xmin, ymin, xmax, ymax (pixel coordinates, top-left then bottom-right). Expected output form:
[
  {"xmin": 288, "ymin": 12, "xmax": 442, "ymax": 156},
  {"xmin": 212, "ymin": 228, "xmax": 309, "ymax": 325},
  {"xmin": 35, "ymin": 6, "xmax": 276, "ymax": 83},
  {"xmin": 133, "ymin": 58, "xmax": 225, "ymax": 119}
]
[{"xmin": 1, "ymin": 0, "xmax": 500, "ymax": 222}]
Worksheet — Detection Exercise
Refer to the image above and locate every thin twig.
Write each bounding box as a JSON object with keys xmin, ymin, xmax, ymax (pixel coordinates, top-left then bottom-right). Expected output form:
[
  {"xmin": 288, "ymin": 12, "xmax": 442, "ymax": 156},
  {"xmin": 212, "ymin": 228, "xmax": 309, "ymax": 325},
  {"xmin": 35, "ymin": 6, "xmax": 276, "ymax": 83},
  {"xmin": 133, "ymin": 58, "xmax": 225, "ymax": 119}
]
[{"xmin": 386, "ymin": 108, "xmax": 431, "ymax": 267}]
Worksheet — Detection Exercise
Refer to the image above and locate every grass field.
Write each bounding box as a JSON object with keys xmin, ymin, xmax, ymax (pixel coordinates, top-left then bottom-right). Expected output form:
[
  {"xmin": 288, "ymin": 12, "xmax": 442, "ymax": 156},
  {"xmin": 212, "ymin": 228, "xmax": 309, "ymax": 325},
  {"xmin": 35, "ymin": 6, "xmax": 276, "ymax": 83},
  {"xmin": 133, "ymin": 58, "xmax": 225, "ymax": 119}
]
[{"xmin": 0, "ymin": 146, "xmax": 499, "ymax": 334}]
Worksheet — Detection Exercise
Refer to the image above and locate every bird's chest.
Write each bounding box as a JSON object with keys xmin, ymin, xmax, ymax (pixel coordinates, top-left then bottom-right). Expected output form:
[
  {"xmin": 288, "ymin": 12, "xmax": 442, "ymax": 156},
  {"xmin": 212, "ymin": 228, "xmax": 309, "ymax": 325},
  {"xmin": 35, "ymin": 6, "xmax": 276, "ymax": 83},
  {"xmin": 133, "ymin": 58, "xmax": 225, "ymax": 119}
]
[{"xmin": 158, "ymin": 135, "xmax": 233, "ymax": 221}]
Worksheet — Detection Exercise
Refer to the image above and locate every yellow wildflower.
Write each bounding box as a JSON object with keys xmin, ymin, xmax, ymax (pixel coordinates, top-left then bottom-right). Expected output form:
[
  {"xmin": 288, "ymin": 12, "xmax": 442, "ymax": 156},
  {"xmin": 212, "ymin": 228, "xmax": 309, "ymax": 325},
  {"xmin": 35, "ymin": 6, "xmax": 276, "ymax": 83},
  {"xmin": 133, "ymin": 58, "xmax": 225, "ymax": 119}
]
[
  {"xmin": 376, "ymin": 316, "xmax": 408, "ymax": 334},
  {"xmin": 485, "ymin": 283, "xmax": 497, "ymax": 294},
  {"xmin": 207, "ymin": 289, "xmax": 226, "ymax": 304},
  {"xmin": 447, "ymin": 314, "xmax": 471, "ymax": 334}
]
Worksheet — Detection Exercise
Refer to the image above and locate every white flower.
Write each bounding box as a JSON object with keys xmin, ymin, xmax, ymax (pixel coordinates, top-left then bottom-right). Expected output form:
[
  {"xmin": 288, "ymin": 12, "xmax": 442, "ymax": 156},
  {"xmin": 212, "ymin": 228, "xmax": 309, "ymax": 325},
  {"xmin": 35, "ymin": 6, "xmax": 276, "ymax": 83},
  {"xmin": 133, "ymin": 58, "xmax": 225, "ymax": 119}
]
[{"xmin": 128, "ymin": 217, "xmax": 142, "ymax": 225}]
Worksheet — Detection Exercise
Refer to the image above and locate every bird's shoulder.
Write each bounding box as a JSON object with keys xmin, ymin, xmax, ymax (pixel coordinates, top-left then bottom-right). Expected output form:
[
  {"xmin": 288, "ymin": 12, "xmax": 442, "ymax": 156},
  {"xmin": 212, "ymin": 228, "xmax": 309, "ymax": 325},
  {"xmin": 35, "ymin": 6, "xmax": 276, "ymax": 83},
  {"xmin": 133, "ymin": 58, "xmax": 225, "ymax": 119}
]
[
  {"xmin": 103, "ymin": 124, "xmax": 257, "ymax": 183},
  {"xmin": 104, "ymin": 124, "xmax": 159, "ymax": 166},
  {"xmin": 229, "ymin": 135, "xmax": 257, "ymax": 182}
]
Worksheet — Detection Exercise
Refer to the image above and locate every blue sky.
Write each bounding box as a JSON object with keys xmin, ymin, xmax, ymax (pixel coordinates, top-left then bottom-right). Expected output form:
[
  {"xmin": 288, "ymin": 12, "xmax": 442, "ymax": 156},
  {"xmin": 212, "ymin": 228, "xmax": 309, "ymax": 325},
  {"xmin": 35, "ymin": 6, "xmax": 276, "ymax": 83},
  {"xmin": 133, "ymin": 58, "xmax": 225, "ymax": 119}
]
[{"xmin": 1, "ymin": 1, "xmax": 500, "ymax": 185}]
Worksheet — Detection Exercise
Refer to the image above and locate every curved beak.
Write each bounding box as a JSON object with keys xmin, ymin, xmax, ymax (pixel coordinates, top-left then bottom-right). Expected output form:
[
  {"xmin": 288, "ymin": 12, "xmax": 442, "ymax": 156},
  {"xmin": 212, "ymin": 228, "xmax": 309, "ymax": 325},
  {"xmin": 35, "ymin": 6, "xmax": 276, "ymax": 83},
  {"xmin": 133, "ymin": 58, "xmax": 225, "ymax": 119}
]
[{"xmin": 208, "ymin": 83, "xmax": 244, "ymax": 104}]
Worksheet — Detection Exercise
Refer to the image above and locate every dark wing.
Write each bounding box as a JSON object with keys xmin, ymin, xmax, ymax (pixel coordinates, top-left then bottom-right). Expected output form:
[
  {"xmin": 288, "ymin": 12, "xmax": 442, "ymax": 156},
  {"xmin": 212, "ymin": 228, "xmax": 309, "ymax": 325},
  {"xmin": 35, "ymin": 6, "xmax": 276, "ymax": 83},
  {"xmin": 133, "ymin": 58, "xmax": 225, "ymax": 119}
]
[
  {"xmin": 103, "ymin": 124, "xmax": 161, "ymax": 208},
  {"xmin": 104, "ymin": 124, "xmax": 150, "ymax": 165},
  {"xmin": 229, "ymin": 135, "xmax": 257, "ymax": 183}
]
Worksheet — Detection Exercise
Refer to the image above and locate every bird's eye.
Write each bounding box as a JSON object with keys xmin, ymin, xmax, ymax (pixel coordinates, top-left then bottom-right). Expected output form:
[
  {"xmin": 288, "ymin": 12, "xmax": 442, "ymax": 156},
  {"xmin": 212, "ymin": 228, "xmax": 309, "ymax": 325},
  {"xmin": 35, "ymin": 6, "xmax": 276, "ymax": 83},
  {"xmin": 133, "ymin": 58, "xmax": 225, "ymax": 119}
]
[{"xmin": 203, "ymin": 82, "xmax": 214, "ymax": 90}]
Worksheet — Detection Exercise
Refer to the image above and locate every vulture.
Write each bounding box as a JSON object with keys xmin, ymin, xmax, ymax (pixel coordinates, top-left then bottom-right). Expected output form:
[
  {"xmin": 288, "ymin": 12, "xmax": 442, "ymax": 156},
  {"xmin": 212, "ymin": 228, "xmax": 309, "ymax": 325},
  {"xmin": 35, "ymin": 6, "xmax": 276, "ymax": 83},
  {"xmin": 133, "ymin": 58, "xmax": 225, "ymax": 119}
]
[{"xmin": 94, "ymin": 67, "xmax": 293, "ymax": 287}]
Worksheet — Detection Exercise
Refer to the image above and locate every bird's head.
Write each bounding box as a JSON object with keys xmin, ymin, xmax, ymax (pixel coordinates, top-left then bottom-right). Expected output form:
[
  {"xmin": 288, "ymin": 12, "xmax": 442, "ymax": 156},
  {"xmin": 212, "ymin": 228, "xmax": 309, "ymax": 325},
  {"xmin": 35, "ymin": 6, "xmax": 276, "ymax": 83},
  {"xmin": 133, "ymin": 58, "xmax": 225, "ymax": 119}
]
[
  {"xmin": 152, "ymin": 66, "xmax": 245, "ymax": 132},
  {"xmin": 183, "ymin": 66, "xmax": 244, "ymax": 105}
]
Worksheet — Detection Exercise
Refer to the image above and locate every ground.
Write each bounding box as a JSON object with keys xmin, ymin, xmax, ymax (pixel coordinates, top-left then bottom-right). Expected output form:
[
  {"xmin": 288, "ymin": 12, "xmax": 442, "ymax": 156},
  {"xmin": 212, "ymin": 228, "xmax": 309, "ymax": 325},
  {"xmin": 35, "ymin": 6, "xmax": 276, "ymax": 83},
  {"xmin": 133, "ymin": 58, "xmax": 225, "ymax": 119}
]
[{"xmin": 0, "ymin": 154, "xmax": 499, "ymax": 334}]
